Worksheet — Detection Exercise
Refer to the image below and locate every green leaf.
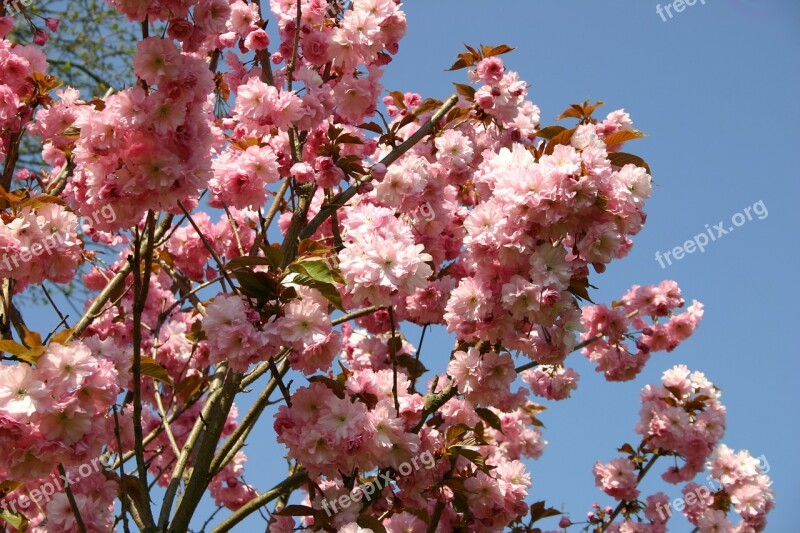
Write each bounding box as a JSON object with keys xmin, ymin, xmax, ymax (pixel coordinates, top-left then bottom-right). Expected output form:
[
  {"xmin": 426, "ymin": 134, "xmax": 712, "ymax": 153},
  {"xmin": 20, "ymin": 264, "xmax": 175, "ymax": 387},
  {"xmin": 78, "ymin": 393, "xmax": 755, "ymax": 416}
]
[
  {"xmin": 289, "ymin": 260, "xmax": 341, "ymax": 285},
  {"xmin": 0, "ymin": 340, "xmax": 45, "ymax": 365},
  {"xmin": 137, "ymin": 357, "xmax": 174, "ymax": 387},
  {"xmin": 452, "ymin": 446, "xmax": 488, "ymax": 471},
  {"xmin": 0, "ymin": 508, "xmax": 29, "ymax": 531},
  {"xmin": 475, "ymin": 407, "xmax": 503, "ymax": 433},
  {"xmin": 458, "ymin": 434, "xmax": 488, "ymax": 447},
  {"xmin": 232, "ymin": 270, "xmax": 280, "ymax": 300},
  {"xmin": 529, "ymin": 501, "xmax": 562, "ymax": 524},
  {"xmin": 262, "ymin": 243, "xmax": 285, "ymax": 268},
  {"xmin": 395, "ymin": 354, "xmax": 427, "ymax": 380},
  {"xmin": 274, "ymin": 504, "xmax": 317, "ymax": 517},
  {"xmin": 287, "ymin": 259, "xmax": 345, "ymax": 310},
  {"xmin": 357, "ymin": 515, "xmax": 387, "ymax": 533},
  {"xmin": 359, "ymin": 122, "xmax": 384, "ymax": 135},
  {"xmin": 445, "ymin": 423, "xmax": 471, "ymax": 444},
  {"xmin": 292, "ymin": 274, "xmax": 344, "ymax": 311},
  {"xmin": 308, "ymin": 376, "xmax": 346, "ymax": 399}
]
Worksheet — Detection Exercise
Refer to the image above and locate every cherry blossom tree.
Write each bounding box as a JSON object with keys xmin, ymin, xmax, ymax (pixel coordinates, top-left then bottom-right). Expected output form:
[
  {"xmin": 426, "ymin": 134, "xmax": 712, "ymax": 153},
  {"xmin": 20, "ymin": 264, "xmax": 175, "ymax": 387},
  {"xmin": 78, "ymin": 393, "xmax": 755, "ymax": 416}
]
[{"xmin": 0, "ymin": 1, "xmax": 774, "ymax": 532}]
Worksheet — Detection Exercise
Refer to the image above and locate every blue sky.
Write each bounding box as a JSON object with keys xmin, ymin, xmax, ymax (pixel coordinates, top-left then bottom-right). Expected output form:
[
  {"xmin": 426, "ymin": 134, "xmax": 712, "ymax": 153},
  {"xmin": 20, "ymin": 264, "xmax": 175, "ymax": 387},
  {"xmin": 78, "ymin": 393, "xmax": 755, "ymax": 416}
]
[{"xmin": 18, "ymin": 0, "xmax": 800, "ymax": 530}]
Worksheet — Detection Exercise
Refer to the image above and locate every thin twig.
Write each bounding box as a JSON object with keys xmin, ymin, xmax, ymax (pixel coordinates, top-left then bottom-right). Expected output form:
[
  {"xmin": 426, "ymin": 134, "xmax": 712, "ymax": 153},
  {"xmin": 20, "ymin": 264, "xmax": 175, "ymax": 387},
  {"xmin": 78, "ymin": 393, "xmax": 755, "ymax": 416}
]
[
  {"xmin": 58, "ymin": 463, "xmax": 88, "ymax": 533},
  {"xmin": 68, "ymin": 215, "xmax": 174, "ymax": 341},
  {"xmin": 241, "ymin": 347, "xmax": 292, "ymax": 389},
  {"xmin": 267, "ymin": 357, "xmax": 292, "ymax": 407},
  {"xmin": 261, "ymin": 178, "xmax": 291, "ymax": 239},
  {"xmin": 209, "ymin": 470, "xmax": 308, "ymax": 533},
  {"xmin": 299, "ymin": 94, "xmax": 460, "ymax": 241},
  {"xmin": 177, "ymin": 201, "xmax": 238, "ymax": 293},
  {"xmin": 388, "ymin": 306, "xmax": 400, "ymax": 414},
  {"xmin": 130, "ymin": 211, "xmax": 158, "ymax": 530},
  {"xmin": 154, "ymin": 389, "xmax": 182, "ymax": 459},
  {"xmin": 285, "ymin": 0, "xmax": 302, "ymax": 90},
  {"xmin": 200, "ymin": 505, "xmax": 225, "ymax": 533},
  {"xmin": 602, "ymin": 454, "xmax": 660, "ymax": 530},
  {"xmin": 112, "ymin": 405, "xmax": 132, "ymax": 533},
  {"xmin": 332, "ymin": 306, "xmax": 380, "ymax": 326},
  {"xmin": 411, "ymin": 324, "xmax": 428, "ymax": 391}
]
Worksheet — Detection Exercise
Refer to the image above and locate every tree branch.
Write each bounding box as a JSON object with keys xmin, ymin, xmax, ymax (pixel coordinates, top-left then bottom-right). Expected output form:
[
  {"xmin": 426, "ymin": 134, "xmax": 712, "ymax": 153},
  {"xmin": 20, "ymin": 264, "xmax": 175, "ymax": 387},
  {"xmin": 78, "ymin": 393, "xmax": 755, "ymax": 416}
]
[
  {"xmin": 68, "ymin": 215, "xmax": 174, "ymax": 341},
  {"xmin": 299, "ymin": 94, "xmax": 460, "ymax": 241},
  {"xmin": 209, "ymin": 358, "xmax": 290, "ymax": 476},
  {"xmin": 602, "ymin": 453, "xmax": 660, "ymax": 530},
  {"xmin": 58, "ymin": 463, "xmax": 88, "ymax": 533},
  {"xmin": 167, "ymin": 371, "xmax": 243, "ymax": 533},
  {"xmin": 130, "ymin": 211, "xmax": 158, "ymax": 531},
  {"xmin": 209, "ymin": 470, "xmax": 308, "ymax": 533}
]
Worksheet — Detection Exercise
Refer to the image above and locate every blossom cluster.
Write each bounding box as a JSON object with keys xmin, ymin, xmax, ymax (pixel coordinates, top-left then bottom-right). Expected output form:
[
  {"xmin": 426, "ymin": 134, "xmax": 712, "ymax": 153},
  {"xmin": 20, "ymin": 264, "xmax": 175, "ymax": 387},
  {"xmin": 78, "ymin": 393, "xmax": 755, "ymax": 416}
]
[
  {"xmin": 588, "ymin": 366, "xmax": 773, "ymax": 533},
  {"xmin": 274, "ymin": 370, "xmax": 421, "ymax": 479},
  {"xmin": 0, "ymin": 202, "xmax": 82, "ymax": 287},
  {"xmin": 66, "ymin": 37, "xmax": 218, "ymax": 230},
  {"xmin": 0, "ymin": 1, "xmax": 776, "ymax": 532},
  {"xmin": 581, "ymin": 280, "xmax": 705, "ymax": 381},
  {"xmin": 0, "ymin": 462, "xmax": 117, "ymax": 532},
  {"xmin": 0, "ymin": 22, "xmax": 49, "ymax": 163},
  {"xmin": 638, "ymin": 365, "xmax": 727, "ymax": 482},
  {"xmin": 593, "ymin": 365, "xmax": 726, "ymax": 505},
  {"xmin": 0, "ymin": 341, "xmax": 119, "ymax": 480},
  {"xmin": 339, "ymin": 203, "xmax": 434, "ymax": 307}
]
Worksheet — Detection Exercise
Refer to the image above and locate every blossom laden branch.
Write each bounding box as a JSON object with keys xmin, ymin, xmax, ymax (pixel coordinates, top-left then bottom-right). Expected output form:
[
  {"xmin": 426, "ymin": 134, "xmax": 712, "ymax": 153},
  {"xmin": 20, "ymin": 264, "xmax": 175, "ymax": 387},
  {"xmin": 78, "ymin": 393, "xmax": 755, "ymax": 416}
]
[{"xmin": 299, "ymin": 94, "xmax": 460, "ymax": 241}]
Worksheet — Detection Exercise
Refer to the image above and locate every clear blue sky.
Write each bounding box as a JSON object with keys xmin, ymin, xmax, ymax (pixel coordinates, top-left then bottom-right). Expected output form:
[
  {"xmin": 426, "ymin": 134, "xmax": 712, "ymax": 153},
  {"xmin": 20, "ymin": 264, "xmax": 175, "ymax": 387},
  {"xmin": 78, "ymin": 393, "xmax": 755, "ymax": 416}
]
[{"xmin": 19, "ymin": 1, "xmax": 800, "ymax": 530}]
